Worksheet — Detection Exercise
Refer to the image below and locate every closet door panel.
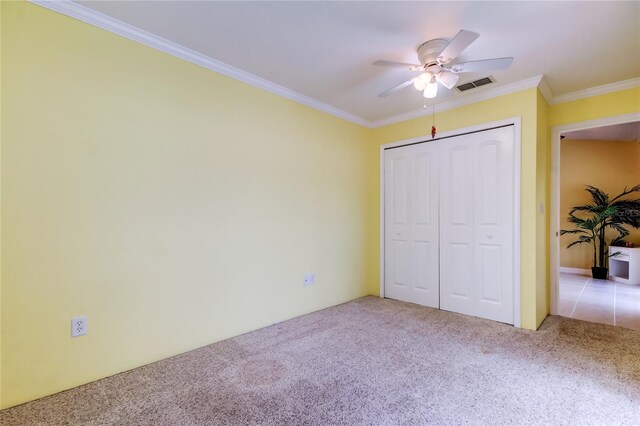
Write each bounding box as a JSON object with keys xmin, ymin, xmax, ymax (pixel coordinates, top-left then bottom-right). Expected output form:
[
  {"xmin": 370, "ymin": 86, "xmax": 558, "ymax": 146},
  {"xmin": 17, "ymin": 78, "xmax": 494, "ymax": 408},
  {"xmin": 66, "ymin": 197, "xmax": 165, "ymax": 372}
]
[
  {"xmin": 440, "ymin": 126, "xmax": 515, "ymax": 324},
  {"xmin": 385, "ymin": 153, "xmax": 411, "ymax": 303},
  {"xmin": 410, "ymin": 146, "xmax": 439, "ymax": 308},
  {"xmin": 440, "ymin": 142, "xmax": 475, "ymax": 316},
  {"xmin": 384, "ymin": 143, "xmax": 439, "ymax": 308},
  {"xmin": 474, "ymin": 130, "xmax": 514, "ymax": 324}
]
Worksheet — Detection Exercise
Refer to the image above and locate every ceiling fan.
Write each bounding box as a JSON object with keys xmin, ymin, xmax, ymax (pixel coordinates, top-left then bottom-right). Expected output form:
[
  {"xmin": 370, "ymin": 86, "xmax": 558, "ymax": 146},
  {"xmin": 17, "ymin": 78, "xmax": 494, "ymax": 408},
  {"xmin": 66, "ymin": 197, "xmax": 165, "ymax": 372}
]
[{"xmin": 373, "ymin": 30, "xmax": 513, "ymax": 99}]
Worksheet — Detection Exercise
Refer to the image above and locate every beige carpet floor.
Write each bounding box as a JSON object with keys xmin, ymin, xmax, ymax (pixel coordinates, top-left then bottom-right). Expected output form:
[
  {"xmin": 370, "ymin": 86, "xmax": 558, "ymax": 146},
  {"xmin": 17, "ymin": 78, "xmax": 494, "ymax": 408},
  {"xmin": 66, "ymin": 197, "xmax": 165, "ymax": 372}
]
[{"xmin": 2, "ymin": 296, "xmax": 639, "ymax": 425}]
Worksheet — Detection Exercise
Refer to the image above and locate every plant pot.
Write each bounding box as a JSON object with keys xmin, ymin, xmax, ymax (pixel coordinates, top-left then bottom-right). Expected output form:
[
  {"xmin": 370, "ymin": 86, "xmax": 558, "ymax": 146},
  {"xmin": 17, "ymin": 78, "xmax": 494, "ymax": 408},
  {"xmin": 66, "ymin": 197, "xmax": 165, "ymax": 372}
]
[{"xmin": 591, "ymin": 267, "xmax": 608, "ymax": 280}]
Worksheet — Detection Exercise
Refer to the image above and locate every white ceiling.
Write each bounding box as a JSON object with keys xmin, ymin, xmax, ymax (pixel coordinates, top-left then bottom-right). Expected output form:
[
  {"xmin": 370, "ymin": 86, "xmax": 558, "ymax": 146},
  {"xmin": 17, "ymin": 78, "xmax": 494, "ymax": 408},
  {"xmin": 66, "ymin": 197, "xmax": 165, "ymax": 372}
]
[
  {"xmin": 74, "ymin": 1, "xmax": 639, "ymax": 123},
  {"xmin": 563, "ymin": 121, "xmax": 640, "ymax": 141}
]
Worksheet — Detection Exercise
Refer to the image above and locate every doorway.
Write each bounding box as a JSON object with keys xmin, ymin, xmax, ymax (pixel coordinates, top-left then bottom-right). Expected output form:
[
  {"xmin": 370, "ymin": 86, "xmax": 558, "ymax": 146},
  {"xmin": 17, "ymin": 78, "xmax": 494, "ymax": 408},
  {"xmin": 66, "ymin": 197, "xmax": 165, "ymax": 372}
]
[{"xmin": 550, "ymin": 113, "xmax": 640, "ymax": 329}]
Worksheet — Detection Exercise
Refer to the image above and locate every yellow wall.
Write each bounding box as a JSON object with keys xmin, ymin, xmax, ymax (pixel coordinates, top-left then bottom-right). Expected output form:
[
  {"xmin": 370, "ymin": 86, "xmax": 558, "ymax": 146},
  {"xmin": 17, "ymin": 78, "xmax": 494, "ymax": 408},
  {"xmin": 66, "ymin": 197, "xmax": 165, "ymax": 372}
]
[
  {"xmin": 0, "ymin": 2, "xmax": 374, "ymax": 408},
  {"xmin": 560, "ymin": 140, "xmax": 640, "ymax": 269},
  {"xmin": 371, "ymin": 88, "xmax": 546, "ymax": 330},
  {"xmin": 549, "ymin": 87, "xmax": 640, "ymax": 128}
]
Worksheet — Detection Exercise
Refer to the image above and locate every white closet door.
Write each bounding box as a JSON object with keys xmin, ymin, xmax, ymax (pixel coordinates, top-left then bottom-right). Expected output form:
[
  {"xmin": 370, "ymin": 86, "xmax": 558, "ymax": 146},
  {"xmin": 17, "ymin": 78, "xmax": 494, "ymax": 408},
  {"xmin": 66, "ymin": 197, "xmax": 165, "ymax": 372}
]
[
  {"xmin": 411, "ymin": 144, "xmax": 440, "ymax": 307},
  {"xmin": 384, "ymin": 143, "xmax": 439, "ymax": 308},
  {"xmin": 439, "ymin": 140, "xmax": 475, "ymax": 316},
  {"xmin": 385, "ymin": 150, "xmax": 411, "ymax": 303},
  {"xmin": 440, "ymin": 126, "xmax": 514, "ymax": 324}
]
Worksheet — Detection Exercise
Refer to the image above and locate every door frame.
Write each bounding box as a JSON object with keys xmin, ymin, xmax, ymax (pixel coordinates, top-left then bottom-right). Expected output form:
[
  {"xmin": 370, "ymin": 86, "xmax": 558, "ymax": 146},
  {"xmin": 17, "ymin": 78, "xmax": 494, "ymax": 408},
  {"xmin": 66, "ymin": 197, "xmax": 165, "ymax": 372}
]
[
  {"xmin": 549, "ymin": 112, "xmax": 640, "ymax": 315},
  {"xmin": 380, "ymin": 117, "xmax": 522, "ymax": 327}
]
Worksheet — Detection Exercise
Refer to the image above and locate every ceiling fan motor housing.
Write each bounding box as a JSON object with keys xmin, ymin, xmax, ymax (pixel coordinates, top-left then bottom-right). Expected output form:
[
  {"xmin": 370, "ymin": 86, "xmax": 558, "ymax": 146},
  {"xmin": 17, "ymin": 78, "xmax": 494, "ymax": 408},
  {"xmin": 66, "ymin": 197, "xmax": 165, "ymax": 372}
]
[{"xmin": 417, "ymin": 39, "xmax": 449, "ymax": 66}]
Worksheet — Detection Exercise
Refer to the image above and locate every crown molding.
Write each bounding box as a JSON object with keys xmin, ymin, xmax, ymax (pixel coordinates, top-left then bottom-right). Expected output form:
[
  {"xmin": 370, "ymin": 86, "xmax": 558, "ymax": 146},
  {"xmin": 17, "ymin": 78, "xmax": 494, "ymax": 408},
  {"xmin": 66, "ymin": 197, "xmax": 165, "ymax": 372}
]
[
  {"xmin": 29, "ymin": 0, "xmax": 370, "ymax": 127},
  {"xmin": 550, "ymin": 77, "xmax": 640, "ymax": 105},
  {"xmin": 537, "ymin": 76, "xmax": 554, "ymax": 105},
  {"xmin": 27, "ymin": 1, "xmax": 640, "ymax": 130},
  {"xmin": 370, "ymin": 75, "xmax": 545, "ymax": 128}
]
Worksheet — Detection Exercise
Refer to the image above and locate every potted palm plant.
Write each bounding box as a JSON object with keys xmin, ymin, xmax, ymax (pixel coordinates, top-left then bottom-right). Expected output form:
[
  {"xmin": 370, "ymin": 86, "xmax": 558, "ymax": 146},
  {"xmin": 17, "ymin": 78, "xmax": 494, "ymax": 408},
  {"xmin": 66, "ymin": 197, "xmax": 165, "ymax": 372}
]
[{"xmin": 561, "ymin": 185, "xmax": 640, "ymax": 279}]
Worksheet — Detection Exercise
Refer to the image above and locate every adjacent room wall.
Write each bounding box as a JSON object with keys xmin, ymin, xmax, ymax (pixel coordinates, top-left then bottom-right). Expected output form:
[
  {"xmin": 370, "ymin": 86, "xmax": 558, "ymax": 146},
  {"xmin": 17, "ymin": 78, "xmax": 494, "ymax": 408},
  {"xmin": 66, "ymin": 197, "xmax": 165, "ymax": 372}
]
[
  {"xmin": 1, "ymin": 2, "xmax": 374, "ymax": 408},
  {"xmin": 560, "ymin": 139, "xmax": 640, "ymax": 269}
]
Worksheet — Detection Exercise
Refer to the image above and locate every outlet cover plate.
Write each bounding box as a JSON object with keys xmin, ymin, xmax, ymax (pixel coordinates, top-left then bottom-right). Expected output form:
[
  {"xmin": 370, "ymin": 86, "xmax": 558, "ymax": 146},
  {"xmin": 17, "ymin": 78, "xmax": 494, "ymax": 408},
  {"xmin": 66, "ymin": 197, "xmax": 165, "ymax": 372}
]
[{"xmin": 72, "ymin": 316, "xmax": 87, "ymax": 337}]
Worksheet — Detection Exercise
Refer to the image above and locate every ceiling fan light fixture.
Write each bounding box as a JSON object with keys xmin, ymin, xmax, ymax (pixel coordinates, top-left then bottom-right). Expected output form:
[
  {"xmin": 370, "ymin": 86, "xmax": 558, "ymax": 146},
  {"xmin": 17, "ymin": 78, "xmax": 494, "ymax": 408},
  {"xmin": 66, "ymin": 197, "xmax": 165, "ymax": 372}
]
[
  {"xmin": 423, "ymin": 75, "xmax": 438, "ymax": 98},
  {"xmin": 413, "ymin": 73, "xmax": 429, "ymax": 91}
]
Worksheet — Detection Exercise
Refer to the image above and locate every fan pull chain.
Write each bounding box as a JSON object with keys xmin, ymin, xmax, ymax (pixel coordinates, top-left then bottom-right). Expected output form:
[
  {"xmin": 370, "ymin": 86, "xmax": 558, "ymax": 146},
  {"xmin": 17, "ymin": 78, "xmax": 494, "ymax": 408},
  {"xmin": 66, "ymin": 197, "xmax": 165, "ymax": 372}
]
[{"xmin": 431, "ymin": 104, "xmax": 437, "ymax": 139}]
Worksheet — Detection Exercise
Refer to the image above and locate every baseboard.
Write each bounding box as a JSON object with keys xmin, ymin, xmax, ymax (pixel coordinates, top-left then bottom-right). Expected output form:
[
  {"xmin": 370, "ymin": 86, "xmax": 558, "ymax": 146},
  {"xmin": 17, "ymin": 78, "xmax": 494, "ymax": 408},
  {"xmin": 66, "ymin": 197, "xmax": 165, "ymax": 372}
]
[{"xmin": 559, "ymin": 267, "xmax": 591, "ymax": 276}]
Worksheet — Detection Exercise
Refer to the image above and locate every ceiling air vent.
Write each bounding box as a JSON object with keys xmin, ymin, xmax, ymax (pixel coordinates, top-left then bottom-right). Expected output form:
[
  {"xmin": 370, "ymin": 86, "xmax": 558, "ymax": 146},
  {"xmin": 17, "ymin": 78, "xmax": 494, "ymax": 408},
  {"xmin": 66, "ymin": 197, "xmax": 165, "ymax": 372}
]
[{"xmin": 456, "ymin": 76, "xmax": 495, "ymax": 92}]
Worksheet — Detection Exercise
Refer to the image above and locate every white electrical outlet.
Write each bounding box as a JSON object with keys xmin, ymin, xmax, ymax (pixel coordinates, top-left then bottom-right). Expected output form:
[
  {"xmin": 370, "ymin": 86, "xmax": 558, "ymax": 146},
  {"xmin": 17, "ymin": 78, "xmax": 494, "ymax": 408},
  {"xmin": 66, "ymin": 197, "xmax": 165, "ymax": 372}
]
[{"xmin": 71, "ymin": 316, "xmax": 87, "ymax": 337}]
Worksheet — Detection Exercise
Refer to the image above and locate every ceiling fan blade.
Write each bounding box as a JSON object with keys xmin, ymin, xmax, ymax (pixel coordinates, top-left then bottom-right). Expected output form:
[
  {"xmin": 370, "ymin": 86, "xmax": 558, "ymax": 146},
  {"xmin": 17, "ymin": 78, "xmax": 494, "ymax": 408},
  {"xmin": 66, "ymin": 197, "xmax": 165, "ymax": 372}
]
[
  {"xmin": 437, "ymin": 30, "xmax": 479, "ymax": 64},
  {"xmin": 449, "ymin": 57, "xmax": 513, "ymax": 73},
  {"xmin": 378, "ymin": 79, "xmax": 414, "ymax": 97},
  {"xmin": 372, "ymin": 60, "xmax": 421, "ymax": 69},
  {"xmin": 437, "ymin": 71, "xmax": 459, "ymax": 90}
]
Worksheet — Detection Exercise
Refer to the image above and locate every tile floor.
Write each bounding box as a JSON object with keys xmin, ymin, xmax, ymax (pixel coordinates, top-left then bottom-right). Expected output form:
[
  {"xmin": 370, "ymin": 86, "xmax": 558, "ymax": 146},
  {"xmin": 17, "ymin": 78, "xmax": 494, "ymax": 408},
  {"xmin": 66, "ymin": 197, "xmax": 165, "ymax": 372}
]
[{"xmin": 558, "ymin": 272, "xmax": 640, "ymax": 330}]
